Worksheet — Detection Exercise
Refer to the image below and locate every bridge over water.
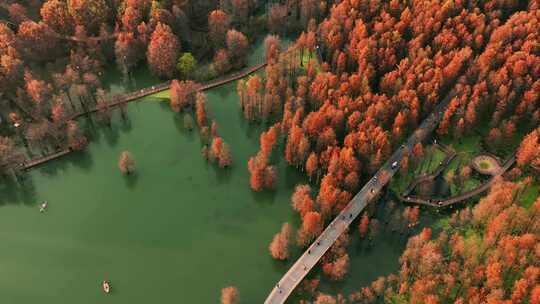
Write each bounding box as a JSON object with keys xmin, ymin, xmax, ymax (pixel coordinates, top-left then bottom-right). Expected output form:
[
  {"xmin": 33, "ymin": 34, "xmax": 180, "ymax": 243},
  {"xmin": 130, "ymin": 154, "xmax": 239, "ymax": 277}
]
[{"xmin": 264, "ymin": 89, "xmax": 458, "ymax": 303}]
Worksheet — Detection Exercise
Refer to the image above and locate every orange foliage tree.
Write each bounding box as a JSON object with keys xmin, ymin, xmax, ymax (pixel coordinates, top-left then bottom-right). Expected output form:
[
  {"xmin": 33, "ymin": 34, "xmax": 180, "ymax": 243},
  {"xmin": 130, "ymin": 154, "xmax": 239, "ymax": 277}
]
[
  {"xmin": 147, "ymin": 23, "xmax": 179, "ymax": 78},
  {"xmin": 269, "ymin": 222, "xmax": 292, "ymax": 260},
  {"xmin": 297, "ymin": 211, "xmax": 323, "ymax": 247},
  {"xmin": 220, "ymin": 286, "xmax": 239, "ymax": 304}
]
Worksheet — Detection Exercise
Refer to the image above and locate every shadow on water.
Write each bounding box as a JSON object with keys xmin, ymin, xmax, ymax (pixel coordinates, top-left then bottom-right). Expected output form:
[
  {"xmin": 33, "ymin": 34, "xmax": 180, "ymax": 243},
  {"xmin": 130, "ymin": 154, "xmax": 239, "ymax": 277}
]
[
  {"xmin": 172, "ymin": 114, "xmax": 196, "ymax": 143},
  {"xmin": 283, "ymin": 165, "xmax": 306, "ymax": 188},
  {"xmin": 214, "ymin": 166, "xmax": 233, "ymax": 184},
  {"xmin": 250, "ymin": 188, "xmax": 278, "ymax": 206},
  {"xmin": 119, "ymin": 115, "xmax": 132, "ymax": 133},
  {"xmin": 0, "ymin": 174, "xmax": 38, "ymax": 206},
  {"xmin": 87, "ymin": 118, "xmax": 120, "ymax": 148},
  {"xmin": 35, "ymin": 149, "xmax": 94, "ymax": 177},
  {"xmin": 103, "ymin": 125, "xmax": 120, "ymax": 147},
  {"xmin": 123, "ymin": 171, "xmax": 139, "ymax": 189},
  {"xmin": 238, "ymin": 111, "xmax": 261, "ymax": 142},
  {"xmin": 37, "ymin": 155, "xmax": 69, "ymax": 176},
  {"xmin": 269, "ymin": 256, "xmax": 294, "ymax": 274},
  {"xmin": 156, "ymin": 98, "xmax": 170, "ymax": 108},
  {"xmin": 67, "ymin": 150, "xmax": 94, "ymax": 172}
]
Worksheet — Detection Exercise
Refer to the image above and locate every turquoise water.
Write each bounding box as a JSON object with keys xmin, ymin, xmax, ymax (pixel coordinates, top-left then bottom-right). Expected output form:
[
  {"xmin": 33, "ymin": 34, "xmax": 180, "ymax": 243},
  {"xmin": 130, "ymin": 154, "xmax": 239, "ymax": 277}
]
[
  {"xmin": 0, "ymin": 38, "xmax": 430, "ymax": 303},
  {"xmin": 0, "ymin": 85, "xmax": 309, "ymax": 303}
]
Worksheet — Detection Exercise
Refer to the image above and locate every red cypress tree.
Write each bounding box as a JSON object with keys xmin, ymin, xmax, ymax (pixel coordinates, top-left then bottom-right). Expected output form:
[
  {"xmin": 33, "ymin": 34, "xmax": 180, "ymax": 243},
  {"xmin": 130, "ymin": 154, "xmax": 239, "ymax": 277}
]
[
  {"xmin": 17, "ymin": 21, "xmax": 59, "ymax": 61},
  {"xmin": 517, "ymin": 129, "xmax": 539, "ymax": 169},
  {"xmin": 226, "ymin": 29, "xmax": 248, "ymax": 69},
  {"xmin": 208, "ymin": 10, "xmax": 230, "ymax": 50},
  {"xmin": 291, "ymin": 184, "xmax": 314, "ymax": 218},
  {"xmin": 269, "ymin": 222, "xmax": 292, "ymax": 260},
  {"xmin": 147, "ymin": 23, "xmax": 180, "ymax": 78},
  {"xmin": 297, "ymin": 211, "xmax": 323, "ymax": 247},
  {"xmin": 67, "ymin": 0, "xmax": 109, "ymax": 34},
  {"xmin": 306, "ymin": 152, "xmax": 319, "ymax": 181},
  {"xmin": 170, "ymin": 80, "xmax": 196, "ymax": 112},
  {"xmin": 115, "ymin": 31, "xmax": 143, "ymax": 74},
  {"xmin": 220, "ymin": 286, "xmax": 239, "ymax": 304},
  {"xmin": 358, "ymin": 214, "xmax": 370, "ymax": 239},
  {"xmin": 213, "ymin": 49, "xmax": 231, "ymax": 75},
  {"xmin": 195, "ymin": 92, "xmax": 208, "ymax": 128}
]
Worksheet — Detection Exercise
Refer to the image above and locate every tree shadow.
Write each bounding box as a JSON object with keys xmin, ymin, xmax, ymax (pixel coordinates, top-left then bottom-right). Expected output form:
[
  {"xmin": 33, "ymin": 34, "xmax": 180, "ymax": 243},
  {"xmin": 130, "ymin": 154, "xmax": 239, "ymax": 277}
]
[
  {"xmin": 172, "ymin": 114, "xmax": 196, "ymax": 143},
  {"xmin": 67, "ymin": 150, "xmax": 94, "ymax": 172},
  {"xmin": 123, "ymin": 171, "xmax": 139, "ymax": 189},
  {"xmin": 269, "ymin": 256, "xmax": 292, "ymax": 273},
  {"xmin": 238, "ymin": 111, "xmax": 261, "ymax": 141},
  {"xmin": 119, "ymin": 115, "xmax": 132, "ymax": 133},
  {"xmin": 250, "ymin": 188, "xmax": 278, "ymax": 206},
  {"xmin": 103, "ymin": 125, "xmax": 120, "ymax": 147},
  {"xmin": 156, "ymin": 98, "xmax": 170, "ymax": 108},
  {"xmin": 0, "ymin": 174, "xmax": 38, "ymax": 207},
  {"xmin": 85, "ymin": 114, "xmax": 121, "ymax": 148},
  {"xmin": 214, "ymin": 166, "xmax": 233, "ymax": 184},
  {"xmin": 37, "ymin": 159, "xmax": 68, "ymax": 176},
  {"xmin": 283, "ymin": 165, "xmax": 306, "ymax": 187}
]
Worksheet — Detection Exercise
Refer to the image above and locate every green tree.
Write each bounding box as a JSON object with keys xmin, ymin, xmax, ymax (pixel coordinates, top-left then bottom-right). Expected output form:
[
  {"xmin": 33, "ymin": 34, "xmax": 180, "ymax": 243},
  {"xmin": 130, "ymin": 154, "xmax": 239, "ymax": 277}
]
[{"xmin": 177, "ymin": 53, "xmax": 197, "ymax": 79}]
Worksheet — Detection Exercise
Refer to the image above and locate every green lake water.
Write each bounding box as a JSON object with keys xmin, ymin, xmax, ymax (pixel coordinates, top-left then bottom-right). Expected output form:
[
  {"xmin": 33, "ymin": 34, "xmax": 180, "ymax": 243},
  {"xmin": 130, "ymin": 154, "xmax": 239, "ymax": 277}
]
[
  {"xmin": 0, "ymin": 39, "xmax": 435, "ymax": 303},
  {"xmin": 0, "ymin": 84, "xmax": 306, "ymax": 303}
]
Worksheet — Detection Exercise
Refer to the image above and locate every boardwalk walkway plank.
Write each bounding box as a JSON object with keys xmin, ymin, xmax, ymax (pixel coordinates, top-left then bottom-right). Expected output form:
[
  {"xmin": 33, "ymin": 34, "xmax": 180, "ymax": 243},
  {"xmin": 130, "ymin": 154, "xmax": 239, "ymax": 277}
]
[
  {"xmin": 399, "ymin": 154, "xmax": 516, "ymax": 207},
  {"xmin": 69, "ymin": 63, "xmax": 267, "ymax": 120},
  {"xmin": 21, "ymin": 149, "xmax": 71, "ymax": 170},
  {"xmin": 401, "ymin": 144, "xmax": 456, "ymax": 197}
]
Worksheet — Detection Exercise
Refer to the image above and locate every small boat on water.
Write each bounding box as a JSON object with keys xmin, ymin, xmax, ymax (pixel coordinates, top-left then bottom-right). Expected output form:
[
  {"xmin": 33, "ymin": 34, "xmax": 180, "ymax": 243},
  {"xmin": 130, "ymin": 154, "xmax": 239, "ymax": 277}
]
[
  {"xmin": 39, "ymin": 201, "xmax": 48, "ymax": 212},
  {"xmin": 102, "ymin": 281, "xmax": 111, "ymax": 294}
]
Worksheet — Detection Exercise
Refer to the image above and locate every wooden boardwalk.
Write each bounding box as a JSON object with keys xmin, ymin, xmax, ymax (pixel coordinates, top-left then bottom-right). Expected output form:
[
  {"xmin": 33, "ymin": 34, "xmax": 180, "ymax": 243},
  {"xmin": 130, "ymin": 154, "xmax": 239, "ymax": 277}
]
[
  {"xmin": 21, "ymin": 149, "xmax": 71, "ymax": 170},
  {"xmin": 264, "ymin": 89, "xmax": 459, "ymax": 304},
  {"xmin": 399, "ymin": 154, "xmax": 516, "ymax": 207},
  {"xmin": 401, "ymin": 144, "xmax": 456, "ymax": 197},
  {"xmin": 50, "ymin": 32, "xmax": 118, "ymax": 43},
  {"xmin": 70, "ymin": 62, "xmax": 267, "ymax": 120}
]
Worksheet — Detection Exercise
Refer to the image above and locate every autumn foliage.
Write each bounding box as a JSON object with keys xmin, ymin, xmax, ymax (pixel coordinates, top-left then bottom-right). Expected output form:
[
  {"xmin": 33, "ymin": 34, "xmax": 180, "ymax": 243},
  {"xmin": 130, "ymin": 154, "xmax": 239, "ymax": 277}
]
[
  {"xmin": 2, "ymin": 1, "xmax": 540, "ymax": 301},
  {"xmin": 118, "ymin": 151, "xmax": 135, "ymax": 174},
  {"xmin": 210, "ymin": 136, "xmax": 232, "ymax": 168},
  {"xmin": 170, "ymin": 80, "xmax": 197, "ymax": 112},
  {"xmin": 147, "ymin": 23, "xmax": 180, "ymax": 78},
  {"xmin": 517, "ymin": 127, "xmax": 540, "ymax": 171},
  {"xmin": 297, "ymin": 211, "xmax": 323, "ymax": 247},
  {"xmin": 322, "ymin": 231, "xmax": 350, "ymax": 281},
  {"xmin": 247, "ymin": 123, "xmax": 281, "ymax": 191},
  {"xmin": 220, "ymin": 286, "xmax": 239, "ymax": 304},
  {"xmin": 208, "ymin": 10, "xmax": 230, "ymax": 50},
  {"xmin": 350, "ymin": 180, "xmax": 540, "ymax": 303},
  {"xmin": 269, "ymin": 222, "xmax": 292, "ymax": 260}
]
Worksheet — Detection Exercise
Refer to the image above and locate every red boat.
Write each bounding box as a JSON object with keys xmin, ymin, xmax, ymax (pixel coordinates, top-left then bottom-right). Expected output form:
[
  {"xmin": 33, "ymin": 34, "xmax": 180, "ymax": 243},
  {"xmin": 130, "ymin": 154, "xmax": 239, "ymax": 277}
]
[{"xmin": 102, "ymin": 281, "xmax": 111, "ymax": 294}]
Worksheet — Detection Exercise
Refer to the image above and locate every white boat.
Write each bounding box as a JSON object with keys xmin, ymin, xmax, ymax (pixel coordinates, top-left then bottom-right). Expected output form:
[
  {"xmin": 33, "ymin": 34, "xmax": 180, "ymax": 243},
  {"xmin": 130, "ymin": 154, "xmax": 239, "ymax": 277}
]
[
  {"xmin": 39, "ymin": 201, "xmax": 48, "ymax": 212},
  {"xmin": 102, "ymin": 281, "xmax": 111, "ymax": 294}
]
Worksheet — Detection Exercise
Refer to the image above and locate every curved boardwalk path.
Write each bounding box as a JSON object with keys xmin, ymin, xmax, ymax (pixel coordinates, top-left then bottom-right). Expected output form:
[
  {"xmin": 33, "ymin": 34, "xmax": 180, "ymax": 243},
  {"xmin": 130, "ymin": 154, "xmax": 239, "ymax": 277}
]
[
  {"xmin": 25, "ymin": 63, "xmax": 267, "ymax": 170},
  {"xmin": 471, "ymin": 154, "xmax": 502, "ymax": 175},
  {"xmin": 401, "ymin": 144, "xmax": 456, "ymax": 197},
  {"xmin": 264, "ymin": 89, "xmax": 458, "ymax": 304},
  {"xmin": 399, "ymin": 154, "xmax": 515, "ymax": 208}
]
